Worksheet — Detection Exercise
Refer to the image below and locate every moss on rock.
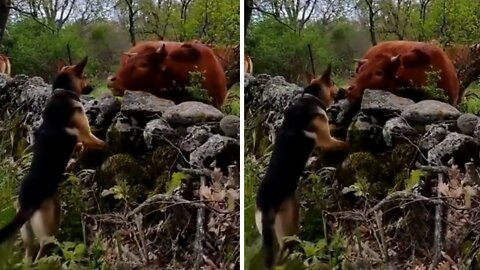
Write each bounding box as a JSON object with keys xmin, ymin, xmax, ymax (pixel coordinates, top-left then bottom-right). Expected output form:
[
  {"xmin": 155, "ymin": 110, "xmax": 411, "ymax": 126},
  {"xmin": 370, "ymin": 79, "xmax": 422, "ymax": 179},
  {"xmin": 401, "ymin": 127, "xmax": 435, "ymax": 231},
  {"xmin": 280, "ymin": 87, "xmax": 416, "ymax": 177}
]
[
  {"xmin": 337, "ymin": 143, "xmax": 418, "ymax": 197},
  {"xmin": 98, "ymin": 154, "xmax": 150, "ymax": 191},
  {"xmin": 151, "ymin": 143, "xmax": 178, "ymax": 173}
]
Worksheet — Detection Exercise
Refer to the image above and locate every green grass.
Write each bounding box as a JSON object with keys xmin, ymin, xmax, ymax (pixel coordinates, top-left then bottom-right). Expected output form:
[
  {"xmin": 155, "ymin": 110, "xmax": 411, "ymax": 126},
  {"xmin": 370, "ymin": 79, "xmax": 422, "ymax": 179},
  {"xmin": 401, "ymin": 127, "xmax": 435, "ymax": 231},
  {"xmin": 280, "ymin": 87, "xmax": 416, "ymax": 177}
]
[
  {"xmin": 0, "ymin": 144, "xmax": 31, "ymax": 269},
  {"xmin": 224, "ymin": 84, "xmax": 240, "ymax": 116},
  {"xmin": 460, "ymin": 83, "xmax": 480, "ymax": 115},
  {"xmin": 90, "ymin": 80, "xmax": 110, "ymax": 98}
]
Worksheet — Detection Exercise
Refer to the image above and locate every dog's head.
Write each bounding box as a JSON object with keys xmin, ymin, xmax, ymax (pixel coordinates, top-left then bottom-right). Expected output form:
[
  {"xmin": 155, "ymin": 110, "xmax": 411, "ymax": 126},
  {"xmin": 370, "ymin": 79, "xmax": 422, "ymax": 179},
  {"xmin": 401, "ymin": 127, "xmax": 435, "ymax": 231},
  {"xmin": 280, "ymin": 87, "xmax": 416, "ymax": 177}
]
[
  {"xmin": 304, "ymin": 64, "xmax": 339, "ymax": 109},
  {"xmin": 54, "ymin": 57, "xmax": 94, "ymax": 95}
]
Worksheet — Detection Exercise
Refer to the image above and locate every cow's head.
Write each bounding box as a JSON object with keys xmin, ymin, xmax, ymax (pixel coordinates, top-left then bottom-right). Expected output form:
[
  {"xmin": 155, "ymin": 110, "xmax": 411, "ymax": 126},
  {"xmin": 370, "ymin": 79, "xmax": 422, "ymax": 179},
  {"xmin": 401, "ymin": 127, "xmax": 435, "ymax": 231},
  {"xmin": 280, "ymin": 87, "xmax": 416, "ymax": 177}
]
[
  {"xmin": 348, "ymin": 47, "xmax": 433, "ymax": 103},
  {"xmin": 107, "ymin": 44, "xmax": 169, "ymax": 96},
  {"xmin": 304, "ymin": 64, "xmax": 338, "ymax": 108},
  {"xmin": 56, "ymin": 57, "xmax": 93, "ymax": 95},
  {"xmin": 347, "ymin": 53, "xmax": 402, "ymax": 103}
]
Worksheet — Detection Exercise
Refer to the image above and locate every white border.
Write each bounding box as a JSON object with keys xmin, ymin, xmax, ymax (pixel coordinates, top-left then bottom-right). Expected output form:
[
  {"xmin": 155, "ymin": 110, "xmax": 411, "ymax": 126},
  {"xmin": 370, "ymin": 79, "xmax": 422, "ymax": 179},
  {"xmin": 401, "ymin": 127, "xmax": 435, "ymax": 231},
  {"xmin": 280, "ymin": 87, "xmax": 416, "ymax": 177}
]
[{"xmin": 239, "ymin": 0, "xmax": 245, "ymax": 268}]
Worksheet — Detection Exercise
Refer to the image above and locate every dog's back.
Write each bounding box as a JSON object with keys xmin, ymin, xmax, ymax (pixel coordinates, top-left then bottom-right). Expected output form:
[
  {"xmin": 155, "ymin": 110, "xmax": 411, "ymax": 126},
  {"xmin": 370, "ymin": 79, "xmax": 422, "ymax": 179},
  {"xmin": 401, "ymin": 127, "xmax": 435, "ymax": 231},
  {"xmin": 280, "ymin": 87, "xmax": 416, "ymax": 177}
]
[
  {"xmin": 19, "ymin": 91, "xmax": 80, "ymax": 208},
  {"xmin": 0, "ymin": 90, "xmax": 79, "ymax": 244},
  {"xmin": 255, "ymin": 95, "xmax": 326, "ymax": 268},
  {"xmin": 257, "ymin": 96, "xmax": 324, "ymax": 210}
]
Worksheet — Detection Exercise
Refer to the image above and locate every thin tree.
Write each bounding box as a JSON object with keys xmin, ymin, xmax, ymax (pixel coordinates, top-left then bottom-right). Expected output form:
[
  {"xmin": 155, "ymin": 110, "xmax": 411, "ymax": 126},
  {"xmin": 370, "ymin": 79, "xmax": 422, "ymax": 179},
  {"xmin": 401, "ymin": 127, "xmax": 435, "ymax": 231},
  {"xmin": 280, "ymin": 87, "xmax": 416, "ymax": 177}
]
[
  {"xmin": 364, "ymin": 0, "xmax": 378, "ymax": 45},
  {"xmin": 124, "ymin": 0, "xmax": 138, "ymax": 46},
  {"xmin": 0, "ymin": 0, "xmax": 10, "ymax": 46}
]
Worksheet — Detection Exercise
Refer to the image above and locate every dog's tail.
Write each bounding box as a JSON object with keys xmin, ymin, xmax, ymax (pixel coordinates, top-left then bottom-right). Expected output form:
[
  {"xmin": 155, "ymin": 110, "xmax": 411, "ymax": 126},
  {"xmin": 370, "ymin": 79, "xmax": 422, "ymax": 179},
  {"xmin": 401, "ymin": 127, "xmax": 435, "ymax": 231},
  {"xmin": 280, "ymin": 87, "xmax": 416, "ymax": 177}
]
[
  {"xmin": 0, "ymin": 206, "xmax": 35, "ymax": 244},
  {"xmin": 262, "ymin": 209, "xmax": 277, "ymax": 269}
]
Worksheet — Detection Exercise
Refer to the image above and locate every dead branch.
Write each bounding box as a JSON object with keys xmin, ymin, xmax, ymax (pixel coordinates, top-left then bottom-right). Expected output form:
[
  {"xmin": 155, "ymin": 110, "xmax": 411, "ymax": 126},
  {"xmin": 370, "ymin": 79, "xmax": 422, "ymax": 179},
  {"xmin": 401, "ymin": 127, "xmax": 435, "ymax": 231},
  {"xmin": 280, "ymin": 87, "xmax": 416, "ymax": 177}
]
[
  {"xmin": 465, "ymin": 162, "xmax": 480, "ymax": 185},
  {"xmin": 128, "ymin": 193, "xmax": 207, "ymax": 218},
  {"xmin": 134, "ymin": 213, "xmax": 148, "ymax": 263},
  {"xmin": 416, "ymin": 162, "xmax": 449, "ymax": 173},
  {"xmin": 227, "ymin": 164, "xmax": 239, "ymax": 187},
  {"xmin": 366, "ymin": 191, "xmax": 442, "ymax": 216},
  {"xmin": 429, "ymin": 173, "xmax": 445, "ymax": 270},
  {"xmin": 308, "ymin": 44, "xmax": 315, "ymax": 75},
  {"xmin": 194, "ymin": 176, "xmax": 207, "ymax": 268},
  {"xmin": 373, "ymin": 211, "xmax": 389, "ymax": 265},
  {"xmin": 177, "ymin": 165, "xmax": 211, "ymax": 176}
]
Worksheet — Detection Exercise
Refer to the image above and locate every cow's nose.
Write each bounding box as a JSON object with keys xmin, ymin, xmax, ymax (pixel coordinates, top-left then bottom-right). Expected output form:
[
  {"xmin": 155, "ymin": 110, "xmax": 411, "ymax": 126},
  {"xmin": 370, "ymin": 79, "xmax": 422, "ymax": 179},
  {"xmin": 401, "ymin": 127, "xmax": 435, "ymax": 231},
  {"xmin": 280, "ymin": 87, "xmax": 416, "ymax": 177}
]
[{"xmin": 107, "ymin": 75, "xmax": 116, "ymax": 82}]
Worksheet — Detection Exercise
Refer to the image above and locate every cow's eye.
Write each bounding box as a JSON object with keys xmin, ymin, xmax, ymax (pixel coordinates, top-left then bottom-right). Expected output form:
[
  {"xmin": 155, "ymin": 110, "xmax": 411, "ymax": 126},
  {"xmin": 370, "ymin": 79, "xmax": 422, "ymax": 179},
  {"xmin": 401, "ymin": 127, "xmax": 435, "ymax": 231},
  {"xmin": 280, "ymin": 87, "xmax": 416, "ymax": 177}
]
[
  {"xmin": 374, "ymin": 71, "xmax": 383, "ymax": 77},
  {"xmin": 139, "ymin": 62, "xmax": 149, "ymax": 69}
]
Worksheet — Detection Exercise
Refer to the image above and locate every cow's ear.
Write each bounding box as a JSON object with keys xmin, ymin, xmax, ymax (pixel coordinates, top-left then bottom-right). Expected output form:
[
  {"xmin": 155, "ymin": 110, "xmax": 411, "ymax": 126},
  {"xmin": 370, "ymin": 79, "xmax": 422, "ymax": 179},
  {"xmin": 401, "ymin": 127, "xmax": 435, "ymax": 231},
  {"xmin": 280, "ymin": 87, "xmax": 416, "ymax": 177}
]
[
  {"xmin": 354, "ymin": 58, "xmax": 368, "ymax": 73},
  {"xmin": 57, "ymin": 59, "xmax": 67, "ymax": 71},
  {"xmin": 305, "ymin": 71, "xmax": 315, "ymax": 84},
  {"xmin": 401, "ymin": 47, "xmax": 430, "ymax": 68},
  {"xmin": 73, "ymin": 56, "xmax": 88, "ymax": 76}
]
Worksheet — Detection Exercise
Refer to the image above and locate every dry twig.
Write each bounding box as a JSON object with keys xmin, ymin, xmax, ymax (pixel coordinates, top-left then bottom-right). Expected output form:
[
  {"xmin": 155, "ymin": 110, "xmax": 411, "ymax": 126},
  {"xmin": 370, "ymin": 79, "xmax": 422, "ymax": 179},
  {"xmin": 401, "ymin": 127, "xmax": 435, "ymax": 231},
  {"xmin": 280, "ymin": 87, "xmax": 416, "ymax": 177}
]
[
  {"xmin": 194, "ymin": 176, "xmax": 207, "ymax": 268},
  {"xmin": 429, "ymin": 173, "xmax": 445, "ymax": 270}
]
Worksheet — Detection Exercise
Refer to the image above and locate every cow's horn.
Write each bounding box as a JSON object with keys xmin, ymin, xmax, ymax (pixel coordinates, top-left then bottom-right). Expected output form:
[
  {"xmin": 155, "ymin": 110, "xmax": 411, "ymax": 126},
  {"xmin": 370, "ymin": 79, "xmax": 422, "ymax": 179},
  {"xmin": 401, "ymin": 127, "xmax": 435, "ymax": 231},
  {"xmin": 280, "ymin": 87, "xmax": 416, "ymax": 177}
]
[
  {"xmin": 123, "ymin": 52, "xmax": 137, "ymax": 56},
  {"xmin": 156, "ymin": 44, "xmax": 167, "ymax": 54},
  {"xmin": 354, "ymin": 58, "xmax": 368, "ymax": 64},
  {"xmin": 390, "ymin": 55, "xmax": 400, "ymax": 62}
]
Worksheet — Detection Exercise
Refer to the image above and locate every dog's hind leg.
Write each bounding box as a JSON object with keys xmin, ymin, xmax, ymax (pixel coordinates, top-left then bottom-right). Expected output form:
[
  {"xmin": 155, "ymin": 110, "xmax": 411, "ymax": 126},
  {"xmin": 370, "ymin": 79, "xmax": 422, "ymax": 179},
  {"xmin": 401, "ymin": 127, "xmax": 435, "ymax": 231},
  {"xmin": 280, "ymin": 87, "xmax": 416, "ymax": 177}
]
[
  {"xmin": 16, "ymin": 200, "xmax": 35, "ymax": 263},
  {"xmin": 71, "ymin": 101, "xmax": 106, "ymax": 150},
  {"xmin": 31, "ymin": 197, "xmax": 61, "ymax": 262},
  {"xmin": 275, "ymin": 194, "xmax": 300, "ymax": 264}
]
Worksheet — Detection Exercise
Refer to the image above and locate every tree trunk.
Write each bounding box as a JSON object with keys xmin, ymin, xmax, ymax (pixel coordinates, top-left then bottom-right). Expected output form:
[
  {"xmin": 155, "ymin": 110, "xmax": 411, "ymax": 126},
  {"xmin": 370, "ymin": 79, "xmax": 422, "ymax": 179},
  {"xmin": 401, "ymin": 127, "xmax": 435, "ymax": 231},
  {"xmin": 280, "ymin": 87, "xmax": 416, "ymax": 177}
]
[
  {"xmin": 245, "ymin": 0, "xmax": 253, "ymax": 36},
  {"xmin": 125, "ymin": 0, "xmax": 137, "ymax": 46},
  {"xmin": 365, "ymin": 0, "xmax": 377, "ymax": 45},
  {"xmin": 0, "ymin": 0, "xmax": 10, "ymax": 46}
]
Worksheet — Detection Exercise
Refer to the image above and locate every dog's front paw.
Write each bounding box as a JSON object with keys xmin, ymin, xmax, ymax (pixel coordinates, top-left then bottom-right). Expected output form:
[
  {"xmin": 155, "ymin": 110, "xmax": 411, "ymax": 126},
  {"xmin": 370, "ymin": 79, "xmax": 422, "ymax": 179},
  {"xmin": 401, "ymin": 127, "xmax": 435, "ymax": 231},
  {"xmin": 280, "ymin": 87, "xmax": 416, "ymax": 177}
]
[{"xmin": 82, "ymin": 136, "xmax": 107, "ymax": 150}]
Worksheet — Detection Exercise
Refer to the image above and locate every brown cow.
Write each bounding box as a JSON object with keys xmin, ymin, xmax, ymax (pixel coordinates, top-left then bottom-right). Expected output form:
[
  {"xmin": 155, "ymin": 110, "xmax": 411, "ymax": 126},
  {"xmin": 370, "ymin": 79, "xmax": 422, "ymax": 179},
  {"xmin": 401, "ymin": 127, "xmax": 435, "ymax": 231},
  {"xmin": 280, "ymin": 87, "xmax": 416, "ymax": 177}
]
[
  {"xmin": 166, "ymin": 39, "xmax": 240, "ymax": 87},
  {"xmin": 107, "ymin": 41, "xmax": 228, "ymax": 108},
  {"xmin": 0, "ymin": 54, "xmax": 11, "ymax": 76},
  {"xmin": 348, "ymin": 40, "xmax": 461, "ymax": 106},
  {"xmin": 434, "ymin": 42, "xmax": 480, "ymax": 91},
  {"xmin": 245, "ymin": 53, "xmax": 253, "ymax": 74},
  {"xmin": 210, "ymin": 45, "xmax": 240, "ymax": 88}
]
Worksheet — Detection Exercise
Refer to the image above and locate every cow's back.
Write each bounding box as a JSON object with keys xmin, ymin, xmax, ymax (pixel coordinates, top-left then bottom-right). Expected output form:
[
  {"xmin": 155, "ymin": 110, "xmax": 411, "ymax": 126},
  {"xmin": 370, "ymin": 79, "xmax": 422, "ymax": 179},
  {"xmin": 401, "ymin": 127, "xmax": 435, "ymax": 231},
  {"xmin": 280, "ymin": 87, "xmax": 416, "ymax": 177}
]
[
  {"xmin": 353, "ymin": 41, "xmax": 461, "ymax": 105},
  {"xmin": 117, "ymin": 41, "xmax": 228, "ymax": 108}
]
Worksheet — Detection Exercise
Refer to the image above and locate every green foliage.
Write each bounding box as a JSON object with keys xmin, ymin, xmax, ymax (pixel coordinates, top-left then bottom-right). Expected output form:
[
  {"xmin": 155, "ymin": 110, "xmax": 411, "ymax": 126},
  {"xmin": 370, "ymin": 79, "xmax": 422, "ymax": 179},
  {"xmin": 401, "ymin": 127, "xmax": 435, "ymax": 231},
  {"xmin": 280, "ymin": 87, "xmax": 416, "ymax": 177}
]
[
  {"xmin": 424, "ymin": 69, "xmax": 448, "ymax": 101},
  {"xmin": 405, "ymin": 170, "xmax": 426, "ymax": 191},
  {"xmin": 243, "ymin": 156, "xmax": 263, "ymax": 246},
  {"xmin": 247, "ymin": 0, "xmax": 480, "ymax": 85},
  {"xmin": 224, "ymin": 83, "xmax": 240, "ymax": 116},
  {"xmin": 459, "ymin": 86, "xmax": 480, "ymax": 114},
  {"xmin": 166, "ymin": 172, "xmax": 190, "ymax": 195},
  {"xmin": 186, "ymin": 71, "xmax": 209, "ymax": 102}
]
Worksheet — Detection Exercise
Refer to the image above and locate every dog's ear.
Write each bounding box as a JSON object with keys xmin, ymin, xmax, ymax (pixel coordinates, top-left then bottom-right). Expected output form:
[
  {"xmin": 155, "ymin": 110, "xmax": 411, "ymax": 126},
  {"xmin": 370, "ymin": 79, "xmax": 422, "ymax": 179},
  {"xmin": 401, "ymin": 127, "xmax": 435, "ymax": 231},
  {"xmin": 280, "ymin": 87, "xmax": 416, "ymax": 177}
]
[
  {"xmin": 73, "ymin": 57, "xmax": 88, "ymax": 77},
  {"xmin": 305, "ymin": 71, "xmax": 315, "ymax": 84},
  {"xmin": 321, "ymin": 63, "xmax": 332, "ymax": 85},
  {"xmin": 57, "ymin": 59, "xmax": 67, "ymax": 71}
]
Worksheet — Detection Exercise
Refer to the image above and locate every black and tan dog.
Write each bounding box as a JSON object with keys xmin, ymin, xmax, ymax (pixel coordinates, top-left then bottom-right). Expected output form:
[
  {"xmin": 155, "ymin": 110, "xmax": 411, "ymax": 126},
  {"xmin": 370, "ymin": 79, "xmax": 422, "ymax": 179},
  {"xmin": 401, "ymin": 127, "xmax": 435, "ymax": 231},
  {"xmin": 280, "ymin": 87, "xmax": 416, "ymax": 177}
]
[
  {"xmin": 0, "ymin": 57, "xmax": 105, "ymax": 262},
  {"xmin": 255, "ymin": 64, "xmax": 348, "ymax": 269}
]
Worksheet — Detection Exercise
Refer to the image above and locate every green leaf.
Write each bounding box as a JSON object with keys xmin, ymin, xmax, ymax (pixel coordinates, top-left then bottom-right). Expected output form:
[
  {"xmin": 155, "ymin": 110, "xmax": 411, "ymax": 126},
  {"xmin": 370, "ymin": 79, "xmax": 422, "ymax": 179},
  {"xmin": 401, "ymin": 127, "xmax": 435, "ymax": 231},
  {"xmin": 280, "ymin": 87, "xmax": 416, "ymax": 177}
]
[
  {"xmin": 74, "ymin": 243, "xmax": 87, "ymax": 256},
  {"xmin": 405, "ymin": 170, "xmax": 426, "ymax": 190},
  {"xmin": 166, "ymin": 172, "xmax": 190, "ymax": 195}
]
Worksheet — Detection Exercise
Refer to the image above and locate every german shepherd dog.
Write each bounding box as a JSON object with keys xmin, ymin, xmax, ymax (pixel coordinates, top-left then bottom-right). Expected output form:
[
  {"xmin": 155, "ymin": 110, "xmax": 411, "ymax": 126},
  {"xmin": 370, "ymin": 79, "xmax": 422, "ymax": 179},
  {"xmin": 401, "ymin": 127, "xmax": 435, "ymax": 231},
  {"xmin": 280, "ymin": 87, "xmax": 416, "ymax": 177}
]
[
  {"xmin": 255, "ymin": 64, "xmax": 349, "ymax": 269},
  {"xmin": 0, "ymin": 57, "xmax": 105, "ymax": 262}
]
